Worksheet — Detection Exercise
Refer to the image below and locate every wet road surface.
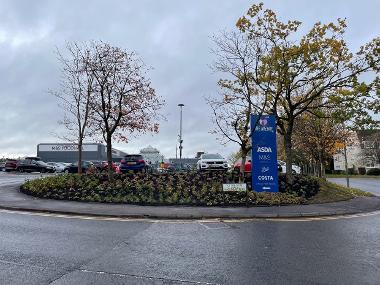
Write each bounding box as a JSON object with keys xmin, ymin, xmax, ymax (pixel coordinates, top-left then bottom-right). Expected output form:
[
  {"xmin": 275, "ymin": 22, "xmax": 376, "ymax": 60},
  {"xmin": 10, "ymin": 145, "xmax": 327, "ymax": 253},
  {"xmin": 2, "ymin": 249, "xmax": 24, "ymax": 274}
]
[
  {"xmin": 328, "ymin": 178, "xmax": 380, "ymax": 196},
  {"xmin": 0, "ymin": 172, "xmax": 379, "ymax": 284},
  {"xmin": 0, "ymin": 210, "xmax": 379, "ymax": 284}
]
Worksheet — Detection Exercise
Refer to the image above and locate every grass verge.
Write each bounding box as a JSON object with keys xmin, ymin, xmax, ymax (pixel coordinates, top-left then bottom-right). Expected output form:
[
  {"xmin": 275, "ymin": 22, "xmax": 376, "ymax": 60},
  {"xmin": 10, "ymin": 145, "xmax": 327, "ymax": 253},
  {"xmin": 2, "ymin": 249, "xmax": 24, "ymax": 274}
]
[
  {"xmin": 326, "ymin": 174, "xmax": 380, "ymax": 179},
  {"xmin": 307, "ymin": 179, "xmax": 373, "ymax": 204}
]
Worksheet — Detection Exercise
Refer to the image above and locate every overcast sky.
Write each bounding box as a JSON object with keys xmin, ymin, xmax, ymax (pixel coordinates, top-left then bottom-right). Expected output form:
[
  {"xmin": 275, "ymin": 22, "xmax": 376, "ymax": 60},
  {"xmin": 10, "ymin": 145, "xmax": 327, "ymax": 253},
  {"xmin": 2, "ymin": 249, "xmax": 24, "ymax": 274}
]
[{"xmin": 1, "ymin": 0, "xmax": 379, "ymax": 159}]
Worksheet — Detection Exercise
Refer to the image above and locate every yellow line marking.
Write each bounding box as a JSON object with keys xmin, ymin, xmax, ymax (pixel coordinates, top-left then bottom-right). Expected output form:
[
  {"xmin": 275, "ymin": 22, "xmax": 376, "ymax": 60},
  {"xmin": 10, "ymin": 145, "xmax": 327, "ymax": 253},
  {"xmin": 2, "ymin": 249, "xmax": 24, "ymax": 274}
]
[{"xmin": 0, "ymin": 208, "xmax": 379, "ymax": 223}]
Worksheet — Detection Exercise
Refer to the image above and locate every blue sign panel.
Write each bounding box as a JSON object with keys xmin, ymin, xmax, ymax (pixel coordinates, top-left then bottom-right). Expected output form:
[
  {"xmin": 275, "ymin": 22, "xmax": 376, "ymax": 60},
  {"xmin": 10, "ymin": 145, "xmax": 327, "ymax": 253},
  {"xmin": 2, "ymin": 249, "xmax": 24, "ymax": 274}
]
[{"xmin": 251, "ymin": 115, "xmax": 279, "ymax": 192}]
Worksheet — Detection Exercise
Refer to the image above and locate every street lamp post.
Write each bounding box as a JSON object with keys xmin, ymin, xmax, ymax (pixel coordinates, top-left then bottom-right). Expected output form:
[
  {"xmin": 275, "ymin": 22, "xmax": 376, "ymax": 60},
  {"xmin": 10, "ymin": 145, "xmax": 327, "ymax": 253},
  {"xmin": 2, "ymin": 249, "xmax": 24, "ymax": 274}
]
[{"xmin": 178, "ymin": 104, "xmax": 184, "ymax": 168}]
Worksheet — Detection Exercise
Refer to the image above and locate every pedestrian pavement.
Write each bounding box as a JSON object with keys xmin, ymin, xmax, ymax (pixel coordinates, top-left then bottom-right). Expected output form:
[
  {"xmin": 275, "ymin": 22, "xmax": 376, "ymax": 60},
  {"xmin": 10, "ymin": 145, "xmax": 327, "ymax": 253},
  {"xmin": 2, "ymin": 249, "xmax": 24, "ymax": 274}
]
[{"xmin": 0, "ymin": 183, "xmax": 380, "ymax": 219}]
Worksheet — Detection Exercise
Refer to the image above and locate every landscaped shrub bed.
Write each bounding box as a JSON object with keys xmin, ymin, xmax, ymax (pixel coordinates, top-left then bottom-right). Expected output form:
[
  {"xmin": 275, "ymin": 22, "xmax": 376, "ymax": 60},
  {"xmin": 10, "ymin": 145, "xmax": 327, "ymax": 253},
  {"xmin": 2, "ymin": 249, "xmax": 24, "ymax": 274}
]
[{"xmin": 20, "ymin": 172, "xmax": 320, "ymax": 206}]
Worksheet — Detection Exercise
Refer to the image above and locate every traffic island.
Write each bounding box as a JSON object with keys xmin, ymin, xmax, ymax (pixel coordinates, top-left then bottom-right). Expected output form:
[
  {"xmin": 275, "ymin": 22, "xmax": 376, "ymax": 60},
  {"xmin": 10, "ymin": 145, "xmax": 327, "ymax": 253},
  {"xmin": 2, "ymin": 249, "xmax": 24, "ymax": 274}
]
[
  {"xmin": 0, "ymin": 172, "xmax": 377, "ymax": 218},
  {"xmin": 19, "ymin": 172, "xmax": 372, "ymax": 206}
]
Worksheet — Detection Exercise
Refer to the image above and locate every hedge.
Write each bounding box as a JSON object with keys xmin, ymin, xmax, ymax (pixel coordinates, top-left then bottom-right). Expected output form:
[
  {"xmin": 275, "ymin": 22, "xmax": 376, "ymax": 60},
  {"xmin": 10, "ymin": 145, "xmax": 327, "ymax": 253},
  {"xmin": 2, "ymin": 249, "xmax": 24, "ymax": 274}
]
[{"xmin": 20, "ymin": 172, "xmax": 320, "ymax": 206}]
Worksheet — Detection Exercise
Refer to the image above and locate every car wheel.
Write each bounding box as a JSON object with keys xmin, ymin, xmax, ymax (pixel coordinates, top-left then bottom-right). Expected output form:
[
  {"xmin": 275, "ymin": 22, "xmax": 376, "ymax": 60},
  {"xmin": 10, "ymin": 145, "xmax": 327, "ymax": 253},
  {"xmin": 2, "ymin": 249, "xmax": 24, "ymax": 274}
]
[{"xmin": 19, "ymin": 168, "xmax": 24, "ymax": 173}]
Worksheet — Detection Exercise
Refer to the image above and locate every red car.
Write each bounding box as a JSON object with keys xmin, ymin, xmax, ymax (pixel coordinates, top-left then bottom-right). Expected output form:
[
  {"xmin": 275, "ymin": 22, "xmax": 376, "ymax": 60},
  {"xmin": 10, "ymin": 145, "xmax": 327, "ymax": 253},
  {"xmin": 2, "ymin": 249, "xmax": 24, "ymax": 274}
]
[
  {"xmin": 233, "ymin": 157, "xmax": 252, "ymax": 173},
  {"xmin": 90, "ymin": 161, "xmax": 120, "ymax": 173},
  {"xmin": 102, "ymin": 161, "xmax": 120, "ymax": 173},
  {"xmin": 234, "ymin": 158, "xmax": 283, "ymax": 173},
  {"xmin": 4, "ymin": 159, "xmax": 18, "ymax": 172}
]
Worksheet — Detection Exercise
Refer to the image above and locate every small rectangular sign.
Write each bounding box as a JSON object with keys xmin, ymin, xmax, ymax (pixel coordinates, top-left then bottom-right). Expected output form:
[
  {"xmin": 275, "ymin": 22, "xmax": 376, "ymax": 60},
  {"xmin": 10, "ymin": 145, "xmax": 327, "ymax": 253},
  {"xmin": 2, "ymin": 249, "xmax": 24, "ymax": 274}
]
[
  {"xmin": 38, "ymin": 144, "xmax": 98, "ymax": 152},
  {"xmin": 223, "ymin": 184, "xmax": 247, "ymax": 192},
  {"xmin": 251, "ymin": 114, "xmax": 279, "ymax": 192}
]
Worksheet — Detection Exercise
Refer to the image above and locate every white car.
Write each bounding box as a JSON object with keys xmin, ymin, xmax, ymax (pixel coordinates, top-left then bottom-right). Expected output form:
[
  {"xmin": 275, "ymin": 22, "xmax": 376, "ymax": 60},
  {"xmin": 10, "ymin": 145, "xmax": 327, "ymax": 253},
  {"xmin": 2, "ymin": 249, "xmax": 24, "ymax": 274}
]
[
  {"xmin": 47, "ymin": 162, "xmax": 66, "ymax": 173},
  {"xmin": 278, "ymin": 160, "xmax": 301, "ymax": 174},
  {"xmin": 197, "ymin": 154, "xmax": 229, "ymax": 171}
]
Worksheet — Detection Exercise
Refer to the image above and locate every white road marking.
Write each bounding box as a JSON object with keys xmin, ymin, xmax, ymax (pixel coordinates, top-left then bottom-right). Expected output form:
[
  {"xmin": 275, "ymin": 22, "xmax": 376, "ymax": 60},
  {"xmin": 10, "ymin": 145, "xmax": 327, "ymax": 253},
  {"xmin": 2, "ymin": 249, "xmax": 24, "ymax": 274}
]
[{"xmin": 0, "ymin": 208, "xmax": 379, "ymax": 223}]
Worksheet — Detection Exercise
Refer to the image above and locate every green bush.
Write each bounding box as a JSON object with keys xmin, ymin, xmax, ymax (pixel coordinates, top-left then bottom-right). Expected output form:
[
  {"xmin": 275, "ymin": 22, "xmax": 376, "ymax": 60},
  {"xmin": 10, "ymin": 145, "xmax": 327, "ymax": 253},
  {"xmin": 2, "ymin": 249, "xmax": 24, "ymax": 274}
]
[
  {"xmin": 279, "ymin": 174, "xmax": 320, "ymax": 198},
  {"xmin": 366, "ymin": 168, "xmax": 380, "ymax": 175},
  {"xmin": 20, "ymin": 172, "xmax": 318, "ymax": 206}
]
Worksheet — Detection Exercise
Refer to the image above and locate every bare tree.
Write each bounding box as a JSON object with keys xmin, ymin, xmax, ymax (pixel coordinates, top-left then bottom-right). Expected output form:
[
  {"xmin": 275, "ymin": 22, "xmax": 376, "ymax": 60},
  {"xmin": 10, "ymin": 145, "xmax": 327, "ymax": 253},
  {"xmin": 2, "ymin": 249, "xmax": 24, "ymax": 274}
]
[
  {"xmin": 86, "ymin": 42, "xmax": 164, "ymax": 180},
  {"xmin": 209, "ymin": 31, "xmax": 269, "ymax": 181},
  {"xmin": 53, "ymin": 43, "xmax": 95, "ymax": 173}
]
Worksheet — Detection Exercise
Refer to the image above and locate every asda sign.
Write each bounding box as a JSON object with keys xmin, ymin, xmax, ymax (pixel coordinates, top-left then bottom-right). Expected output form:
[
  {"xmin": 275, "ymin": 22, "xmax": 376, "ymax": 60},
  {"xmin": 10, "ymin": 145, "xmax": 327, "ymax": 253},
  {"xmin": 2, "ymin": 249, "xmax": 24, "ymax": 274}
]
[{"xmin": 251, "ymin": 115, "xmax": 279, "ymax": 192}]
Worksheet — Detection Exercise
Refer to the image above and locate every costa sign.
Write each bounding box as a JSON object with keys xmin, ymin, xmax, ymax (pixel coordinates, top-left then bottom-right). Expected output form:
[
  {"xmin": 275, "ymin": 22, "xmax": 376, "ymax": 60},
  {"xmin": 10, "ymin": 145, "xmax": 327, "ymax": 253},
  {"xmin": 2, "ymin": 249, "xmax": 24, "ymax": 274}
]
[{"xmin": 251, "ymin": 115, "xmax": 279, "ymax": 192}]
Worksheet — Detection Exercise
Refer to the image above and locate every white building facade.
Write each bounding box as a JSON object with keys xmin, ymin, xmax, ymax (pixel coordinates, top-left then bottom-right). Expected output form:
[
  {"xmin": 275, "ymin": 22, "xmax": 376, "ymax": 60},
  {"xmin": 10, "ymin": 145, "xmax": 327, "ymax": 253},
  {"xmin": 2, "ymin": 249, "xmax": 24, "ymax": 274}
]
[
  {"xmin": 333, "ymin": 130, "xmax": 380, "ymax": 171},
  {"xmin": 139, "ymin": 145, "xmax": 164, "ymax": 165}
]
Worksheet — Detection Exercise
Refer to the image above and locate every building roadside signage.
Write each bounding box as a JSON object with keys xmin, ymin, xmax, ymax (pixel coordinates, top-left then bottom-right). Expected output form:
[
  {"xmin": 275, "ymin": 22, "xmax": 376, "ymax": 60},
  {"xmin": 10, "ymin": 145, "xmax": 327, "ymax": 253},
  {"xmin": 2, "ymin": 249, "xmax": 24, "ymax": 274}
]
[
  {"xmin": 38, "ymin": 144, "xmax": 98, "ymax": 152},
  {"xmin": 251, "ymin": 114, "xmax": 279, "ymax": 192},
  {"xmin": 223, "ymin": 183, "xmax": 246, "ymax": 192}
]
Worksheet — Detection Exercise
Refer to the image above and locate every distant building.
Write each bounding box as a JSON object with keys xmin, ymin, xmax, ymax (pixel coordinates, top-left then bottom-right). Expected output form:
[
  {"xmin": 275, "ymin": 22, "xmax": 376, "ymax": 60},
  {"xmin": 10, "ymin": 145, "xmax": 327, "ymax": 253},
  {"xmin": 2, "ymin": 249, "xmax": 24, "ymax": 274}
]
[
  {"xmin": 195, "ymin": 151, "xmax": 204, "ymax": 159},
  {"xmin": 139, "ymin": 145, "xmax": 164, "ymax": 165},
  {"xmin": 333, "ymin": 129, "xmax": 380, "ymax": 170},
  {"xmin": 169, "ymin": 158, "xmax": 199, "ymax": 167},
  {"xmin": 37, "ymin": 143, "xmax": 127, "ymax": 163}
]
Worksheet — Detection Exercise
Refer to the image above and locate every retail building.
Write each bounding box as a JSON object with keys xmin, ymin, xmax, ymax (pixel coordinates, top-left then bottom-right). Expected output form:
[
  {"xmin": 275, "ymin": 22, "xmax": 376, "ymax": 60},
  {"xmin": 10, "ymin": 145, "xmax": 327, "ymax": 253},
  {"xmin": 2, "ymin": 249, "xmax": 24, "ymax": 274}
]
[{"xmin": 37, "ymin": 143, "xmax": 127, "ymax": 163}]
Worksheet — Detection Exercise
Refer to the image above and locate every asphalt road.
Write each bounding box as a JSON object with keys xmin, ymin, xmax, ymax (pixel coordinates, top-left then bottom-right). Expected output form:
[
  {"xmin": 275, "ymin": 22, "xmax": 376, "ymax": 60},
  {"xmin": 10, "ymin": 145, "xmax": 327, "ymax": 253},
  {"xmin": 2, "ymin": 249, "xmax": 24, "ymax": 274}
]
[
  {"xmin": 0, "ymin": 172, "xmax": 379, "ymax": 284},
  {"xmin": 328, "ymin": 178, "xmax": 380, "ymax": 196},
  {"xmin": 0, "ymin": 171, "xmax": 52, "ymax": 186},
  {"xmin": 0, "ymin": 209, "xmax": 379, "ymax": 285}
]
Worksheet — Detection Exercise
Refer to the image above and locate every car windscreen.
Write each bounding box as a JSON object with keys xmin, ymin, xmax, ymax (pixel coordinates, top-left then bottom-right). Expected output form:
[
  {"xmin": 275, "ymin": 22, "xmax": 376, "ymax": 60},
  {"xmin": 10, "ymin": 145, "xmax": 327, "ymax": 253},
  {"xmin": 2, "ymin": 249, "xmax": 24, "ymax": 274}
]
[
  {"xmin": 202, "ymin": 154, "xmax": 222, "ymax": 159},
  {"xmin": 124, "ymin": 155, "xmax": 143, "ymax": 161}
]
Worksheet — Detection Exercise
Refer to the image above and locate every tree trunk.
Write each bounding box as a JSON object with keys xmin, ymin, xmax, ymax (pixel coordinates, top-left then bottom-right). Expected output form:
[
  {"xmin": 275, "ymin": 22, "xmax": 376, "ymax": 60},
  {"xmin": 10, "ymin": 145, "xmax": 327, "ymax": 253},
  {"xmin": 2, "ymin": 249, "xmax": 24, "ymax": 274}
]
[
  {"xmin": 239, "ymin": 148, "xmax": 249, "ymax": 183},
  {"xmin": 106, "ymin": 134, "xmax": 113, "ymax": 181},
  {"xmin": 283, "ymin": 132, "xmax": 294, "ymax": 185},
  {"xmin": 78, "ymin": 138, "xmax": 83, "ymax": 174}
]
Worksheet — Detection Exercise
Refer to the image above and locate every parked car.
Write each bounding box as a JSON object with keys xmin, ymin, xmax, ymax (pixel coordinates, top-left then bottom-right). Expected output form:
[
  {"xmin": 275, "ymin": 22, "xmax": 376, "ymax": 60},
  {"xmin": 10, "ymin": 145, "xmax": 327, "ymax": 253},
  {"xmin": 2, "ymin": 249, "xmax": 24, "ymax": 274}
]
[
  {"xmin": 25, "ymin": 156, "xmax": 41, "ymax": 161},
  {"xmin": 102, "ymin": 161, "xmax": 120, "ymax": 173},
  {"xmin": 233, "ymin": 158, "xmax": 283, "ymax": 173},
  {"xmin": 90, "ymin": 160, "xmax": 105, "ymax": 171},
  {"xmin": 197, "ymin": 153, "xmax": 229, "ymax": 171},
  {"xmin": 64, "ymin": 161, "xmax": 95, "ymax": 173},
  {"xmin": 16, "ymin": 159, "xmax": 55, "ymax": 173},
  {"xmin": 278, "ymin": 160, "xmax": 301, "ymax": 174},
  {"xmin": 233, "ymin": 157, "xmax": 252, "ymax": 173},
  {"xmin": 47, "ymin": 162, "xmax": 66, "ymax": 173},
  {"xmin": 119, "ymin": 155, "xmax": 146, "ymax": 173},
  {"xmin": 4, "ymin": 159, "xmax": 19, "ymax": 172},
  {"xmin": 90, "ymin": 160, "xmax": 120, "ymax": 173},
  {"xmin": 0, "ymin": 161, "xmax": 5, "ymax": 171}
]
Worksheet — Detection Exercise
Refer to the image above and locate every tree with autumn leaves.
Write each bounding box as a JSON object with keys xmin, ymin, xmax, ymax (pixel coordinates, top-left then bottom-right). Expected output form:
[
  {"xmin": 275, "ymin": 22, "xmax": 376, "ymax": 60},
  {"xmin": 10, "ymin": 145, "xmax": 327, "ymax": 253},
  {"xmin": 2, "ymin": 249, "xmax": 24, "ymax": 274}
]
[
  {"xmin": 86, "ymin": 42, "xmax": 163, "ymax": 180},
  {"xmin": 211, "ymin": 2, "xmax": 380, "ymax": 183},
  {"xmin": 56, "ymin": 41, "xmax": 163, "ymax": 179}
]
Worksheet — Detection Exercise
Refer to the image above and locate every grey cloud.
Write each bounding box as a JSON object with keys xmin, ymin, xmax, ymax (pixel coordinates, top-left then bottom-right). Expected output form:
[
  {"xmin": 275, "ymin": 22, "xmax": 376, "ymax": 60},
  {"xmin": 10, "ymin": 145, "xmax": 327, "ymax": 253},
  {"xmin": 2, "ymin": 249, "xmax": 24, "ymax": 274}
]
[{"xmin": 1, "ymin": 0, "xmax": 379, "ymax": 159}]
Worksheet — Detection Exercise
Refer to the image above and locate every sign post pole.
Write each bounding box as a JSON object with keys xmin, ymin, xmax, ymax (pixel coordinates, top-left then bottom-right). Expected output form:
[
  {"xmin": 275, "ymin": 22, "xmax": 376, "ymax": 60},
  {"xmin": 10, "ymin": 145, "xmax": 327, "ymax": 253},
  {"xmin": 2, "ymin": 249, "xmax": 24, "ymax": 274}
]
[{"xmin": 251, "ymin": 115, "xmax": 279, "ymax": 192}]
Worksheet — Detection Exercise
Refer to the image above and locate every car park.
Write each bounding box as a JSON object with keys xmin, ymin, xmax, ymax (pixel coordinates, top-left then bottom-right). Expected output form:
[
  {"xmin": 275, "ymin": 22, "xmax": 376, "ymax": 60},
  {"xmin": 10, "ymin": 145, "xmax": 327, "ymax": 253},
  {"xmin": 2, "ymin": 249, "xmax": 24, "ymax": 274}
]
[
  {"xmin": 16, "ymin": 159, "xmax": 55, "ymax": 173},
  {"xmin": 119, "ymin": 155, "xmax": 146, "ymax": 173},
  {"xmin": 63, "ymin": 161, "xmax": 95, "ymax": 173},
  {"xmin": 197, "ymin": 153, "xmax": 229, "ymax": 171},
  {"xmin": 4, "ymin": 159, "xmax": 19, "ymax": 172}
]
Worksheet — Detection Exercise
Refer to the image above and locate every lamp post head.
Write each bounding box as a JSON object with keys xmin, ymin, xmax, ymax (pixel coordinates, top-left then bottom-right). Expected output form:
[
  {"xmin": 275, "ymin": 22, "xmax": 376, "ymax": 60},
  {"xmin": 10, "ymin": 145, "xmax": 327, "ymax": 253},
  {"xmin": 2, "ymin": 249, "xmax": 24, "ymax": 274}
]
[{"xmin": 178, "ymin": 103, "xmax": 184, "ymax": 107}]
